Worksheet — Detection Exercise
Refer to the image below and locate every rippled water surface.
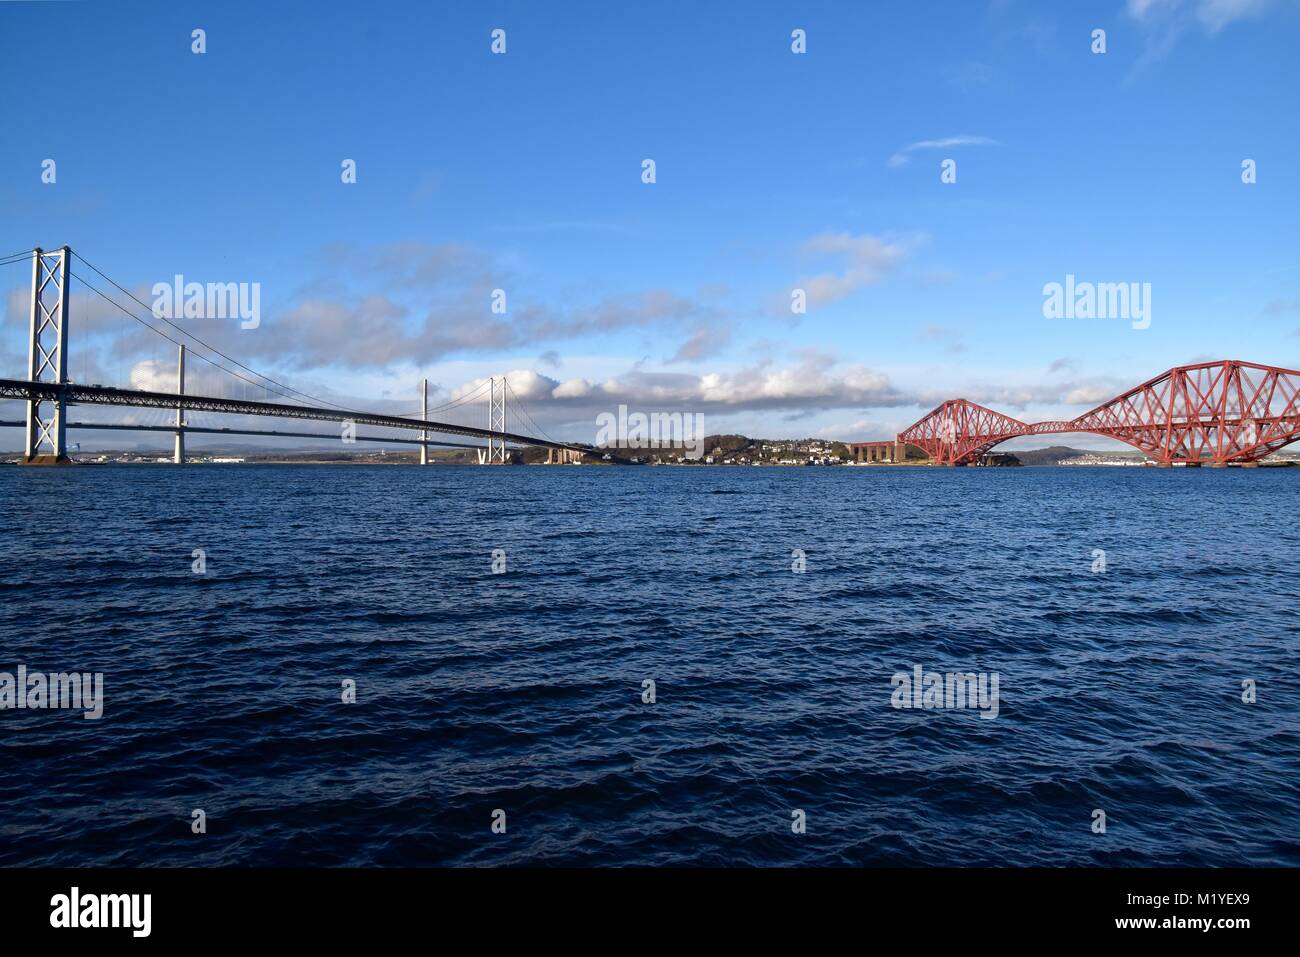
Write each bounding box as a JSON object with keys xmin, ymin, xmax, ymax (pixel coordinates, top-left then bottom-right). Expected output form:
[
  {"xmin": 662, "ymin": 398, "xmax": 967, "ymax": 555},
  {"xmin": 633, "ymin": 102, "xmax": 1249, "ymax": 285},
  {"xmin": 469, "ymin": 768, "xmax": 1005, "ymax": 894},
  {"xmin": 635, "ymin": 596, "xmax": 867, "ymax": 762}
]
[{"xmin": 1, "ymin": 464, "xmax": 1297, "ymax": 866}]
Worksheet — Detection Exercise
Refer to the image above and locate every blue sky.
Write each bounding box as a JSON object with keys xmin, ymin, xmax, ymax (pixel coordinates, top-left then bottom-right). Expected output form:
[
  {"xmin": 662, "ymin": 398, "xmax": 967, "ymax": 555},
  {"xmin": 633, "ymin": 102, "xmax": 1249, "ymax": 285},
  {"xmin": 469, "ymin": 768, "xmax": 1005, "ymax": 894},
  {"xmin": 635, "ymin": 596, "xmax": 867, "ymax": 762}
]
[{"xmin": 2, "ymin": 0, "xmax": 1299, "ymax": 448}]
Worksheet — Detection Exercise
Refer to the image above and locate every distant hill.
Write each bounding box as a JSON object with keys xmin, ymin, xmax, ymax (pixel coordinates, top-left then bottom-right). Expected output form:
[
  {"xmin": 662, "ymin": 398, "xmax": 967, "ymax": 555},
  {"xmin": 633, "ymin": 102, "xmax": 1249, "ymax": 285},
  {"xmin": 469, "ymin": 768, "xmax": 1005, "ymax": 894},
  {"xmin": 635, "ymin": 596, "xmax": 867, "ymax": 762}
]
[{"xmin": 1011, "ymin": 445, "xmax": 1143, "ymax": 466}]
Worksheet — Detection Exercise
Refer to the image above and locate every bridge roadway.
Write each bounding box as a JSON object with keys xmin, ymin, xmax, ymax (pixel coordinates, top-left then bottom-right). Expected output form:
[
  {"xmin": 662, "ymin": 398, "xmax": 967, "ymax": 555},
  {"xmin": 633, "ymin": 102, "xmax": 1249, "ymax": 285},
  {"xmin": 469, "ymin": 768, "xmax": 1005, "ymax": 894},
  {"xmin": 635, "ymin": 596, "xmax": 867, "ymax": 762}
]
[{"xmin": 0, "ymin": 378, "xmax": 589, "ymax": 455}]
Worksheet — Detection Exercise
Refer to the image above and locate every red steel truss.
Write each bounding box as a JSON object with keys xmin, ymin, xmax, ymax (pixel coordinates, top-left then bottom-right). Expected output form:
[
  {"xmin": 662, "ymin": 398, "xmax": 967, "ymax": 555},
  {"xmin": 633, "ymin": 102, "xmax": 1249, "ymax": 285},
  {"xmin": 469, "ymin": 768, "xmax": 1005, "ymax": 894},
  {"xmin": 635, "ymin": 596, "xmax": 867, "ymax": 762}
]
[{"xmin": 894, "ymin": 359, "xmax": 1300, "ymax": 465}]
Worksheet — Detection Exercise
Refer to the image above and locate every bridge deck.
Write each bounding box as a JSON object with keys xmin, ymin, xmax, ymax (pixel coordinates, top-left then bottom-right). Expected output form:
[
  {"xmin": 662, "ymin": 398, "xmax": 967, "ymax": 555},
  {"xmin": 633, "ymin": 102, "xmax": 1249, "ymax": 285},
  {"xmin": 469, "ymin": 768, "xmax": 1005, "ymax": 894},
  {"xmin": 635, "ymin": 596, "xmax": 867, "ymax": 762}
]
[{"xmin": 0, "ymin": 378, "xmax": 586, "ymax": 454}]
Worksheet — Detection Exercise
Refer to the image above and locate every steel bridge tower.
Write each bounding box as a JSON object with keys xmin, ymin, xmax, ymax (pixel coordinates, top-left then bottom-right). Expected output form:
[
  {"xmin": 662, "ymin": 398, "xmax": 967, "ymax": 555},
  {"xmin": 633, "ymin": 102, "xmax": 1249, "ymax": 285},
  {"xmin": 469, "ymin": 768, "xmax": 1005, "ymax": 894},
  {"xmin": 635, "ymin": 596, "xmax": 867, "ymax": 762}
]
[
  {"xmin": 475, "ymin": 376, "xmax": 508, "ymax": 464},
  {"xmin": 23, "ymin": 247, "xmax": 73, "ymax": 464},
  {"xmin": 174, "ymin": 344, "xmax": 186, "ymax": 464},
  {"xmin": 420, "ymin": 377, "xmax": 428, "ymax": 465},
  {"xmin": 486, "ymin": 375, "xmax": 507, "ymax": 464}
]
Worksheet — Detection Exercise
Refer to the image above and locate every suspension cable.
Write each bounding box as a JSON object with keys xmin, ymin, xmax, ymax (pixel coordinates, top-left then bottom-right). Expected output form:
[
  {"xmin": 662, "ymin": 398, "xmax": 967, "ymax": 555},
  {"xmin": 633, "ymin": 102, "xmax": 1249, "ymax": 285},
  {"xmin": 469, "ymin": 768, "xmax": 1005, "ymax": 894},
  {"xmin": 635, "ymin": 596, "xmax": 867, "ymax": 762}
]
[
  {"xmin": 17, "ymin": 248, "xmax": 553, "ymax": 443},
  {"xmin": 504, "ymin": 376, "xmax": 557, "ymax": 444},
  {"xmin": 71, "ymin": 250, "xmax": 366, "ymax": 413}
]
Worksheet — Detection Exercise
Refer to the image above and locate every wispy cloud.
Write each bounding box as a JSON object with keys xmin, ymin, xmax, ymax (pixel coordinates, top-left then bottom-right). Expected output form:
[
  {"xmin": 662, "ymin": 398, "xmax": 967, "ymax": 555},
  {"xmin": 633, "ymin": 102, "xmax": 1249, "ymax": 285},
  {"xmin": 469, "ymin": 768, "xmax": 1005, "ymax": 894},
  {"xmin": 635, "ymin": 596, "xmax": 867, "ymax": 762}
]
[
  {"xmin": 1264, "ymin": 296, "xmax": 1300, "ymax": 316},
  {"xmin": 917, "ymin": 324, "xmax": 966, "ymax": 354},
  {"xmin": 1125, "ymin": 0, "xmax": 1279, "ymax": 76},
  {"xmin": 1127, "ymin": 0, "xmax": 1275, "ymax": 32},
  {"xmin": 888, "ymin": 135, "xmax": 998, "ymax": 168},
  {"xmin": 668, "ymin": 322, "xmax": 733, "ymax": 363},
  {"xmin": 792, "ymin": 231, "xmax": 915, "ymax": 308},
  {"xmin": 488, "ymin": 220, "xmax": 627, "ymax": 235}
]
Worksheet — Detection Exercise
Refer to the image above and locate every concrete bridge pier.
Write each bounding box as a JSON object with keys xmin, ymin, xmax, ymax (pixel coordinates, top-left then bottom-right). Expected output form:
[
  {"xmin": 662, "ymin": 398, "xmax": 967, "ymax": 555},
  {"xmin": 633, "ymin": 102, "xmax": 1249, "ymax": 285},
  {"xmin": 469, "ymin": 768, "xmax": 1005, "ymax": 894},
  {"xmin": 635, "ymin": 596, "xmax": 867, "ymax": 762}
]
[{"xmin": 851, "ymin": 440, "xmax": 898, "ymax": 463}]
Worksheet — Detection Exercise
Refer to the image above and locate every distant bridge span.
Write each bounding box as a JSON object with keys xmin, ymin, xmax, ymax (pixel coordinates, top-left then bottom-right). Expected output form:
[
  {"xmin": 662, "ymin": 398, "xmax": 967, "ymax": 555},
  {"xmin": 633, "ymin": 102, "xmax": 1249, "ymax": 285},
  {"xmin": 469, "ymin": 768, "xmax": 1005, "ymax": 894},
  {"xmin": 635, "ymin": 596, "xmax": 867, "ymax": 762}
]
[
  {"xmin": 853, "ymin": 360, "xmax": 1300, "ymax": 466},
  {"xmin": 0, "ymin": 378, "xmax": 587, "ymax": 454}
]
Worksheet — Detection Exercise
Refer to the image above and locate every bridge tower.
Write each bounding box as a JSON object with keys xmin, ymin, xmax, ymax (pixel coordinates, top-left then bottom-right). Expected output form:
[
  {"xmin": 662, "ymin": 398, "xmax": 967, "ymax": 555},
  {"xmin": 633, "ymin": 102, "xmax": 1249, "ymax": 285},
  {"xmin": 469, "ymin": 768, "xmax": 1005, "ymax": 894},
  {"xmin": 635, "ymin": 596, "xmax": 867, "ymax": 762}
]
[
  {"xmin": 22, "ymin": 247, "xmax": 73, "ymax": 465},
  {"xmin": 479, "ymin": 375, "xmax": 507, "ymax": 464},
  {"xmin": 174, "ymin": 344, "xmax": 186, "ymax": 464},
  {"xmin": 419, "ymin": 377, "xmax": 428, "ymax": 465}
]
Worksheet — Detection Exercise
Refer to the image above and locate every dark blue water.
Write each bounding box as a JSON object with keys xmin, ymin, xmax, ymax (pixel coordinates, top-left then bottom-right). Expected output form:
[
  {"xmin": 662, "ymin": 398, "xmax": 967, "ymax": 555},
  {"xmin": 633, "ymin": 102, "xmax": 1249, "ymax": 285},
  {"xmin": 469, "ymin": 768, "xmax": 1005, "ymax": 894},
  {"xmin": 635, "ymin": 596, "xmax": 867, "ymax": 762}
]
[{"xmin": 0, "ymin": 464, "xmax": 1297, "ymax": 866}]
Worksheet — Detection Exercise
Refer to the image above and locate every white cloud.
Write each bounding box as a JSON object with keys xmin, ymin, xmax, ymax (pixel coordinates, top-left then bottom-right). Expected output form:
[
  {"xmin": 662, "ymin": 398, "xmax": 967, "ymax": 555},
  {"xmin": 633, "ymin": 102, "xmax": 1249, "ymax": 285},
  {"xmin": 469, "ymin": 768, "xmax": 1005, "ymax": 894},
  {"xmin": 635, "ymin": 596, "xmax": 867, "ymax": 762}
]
[
  {"xmin": 1196, "ymin": 0, "xmax": 1274, "ymax": 30},
  {"xmin": 552, "ymin": 378, "xmax": 594, "ymax": 399},
  {"xmin": 1127, "ymin": 0, "xmax": 1274, "ymax": 30},
  {"xmin": 1064, "ymin": 385, "xmax": 1120, "ymax": 405},
  {"xmin": 1127, "ymin": 0, "xmax": 1183, "ymax": 19},
  {"xmin": 796, "ymin": 232, "xmax": 912, "ymax": 307},
  {"xmin": 888, "ymin": 135, "xmax": 998, "ymax": 168},
  {"xmin": 436, "ymin": 354, "xmax": 1132, "ymax": 425}
]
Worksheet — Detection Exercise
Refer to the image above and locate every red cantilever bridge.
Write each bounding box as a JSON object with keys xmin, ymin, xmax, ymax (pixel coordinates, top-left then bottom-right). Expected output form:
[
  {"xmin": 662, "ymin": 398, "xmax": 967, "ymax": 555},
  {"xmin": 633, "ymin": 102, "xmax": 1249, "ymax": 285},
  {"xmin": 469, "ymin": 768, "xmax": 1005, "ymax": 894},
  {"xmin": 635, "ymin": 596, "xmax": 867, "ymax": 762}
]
[{"xmin": 851, "ymin": 360, "xmax": 1300, "ymax": 467}]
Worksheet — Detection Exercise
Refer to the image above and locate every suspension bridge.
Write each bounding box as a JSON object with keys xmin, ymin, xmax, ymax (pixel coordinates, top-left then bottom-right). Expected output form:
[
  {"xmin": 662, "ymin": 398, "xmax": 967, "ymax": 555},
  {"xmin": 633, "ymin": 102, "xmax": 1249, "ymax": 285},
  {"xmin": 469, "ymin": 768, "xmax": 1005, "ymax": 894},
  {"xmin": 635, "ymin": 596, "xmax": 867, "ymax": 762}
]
[{"xmin": 0, "ymin": 246, "xmax": 589, "ymax": 465}]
